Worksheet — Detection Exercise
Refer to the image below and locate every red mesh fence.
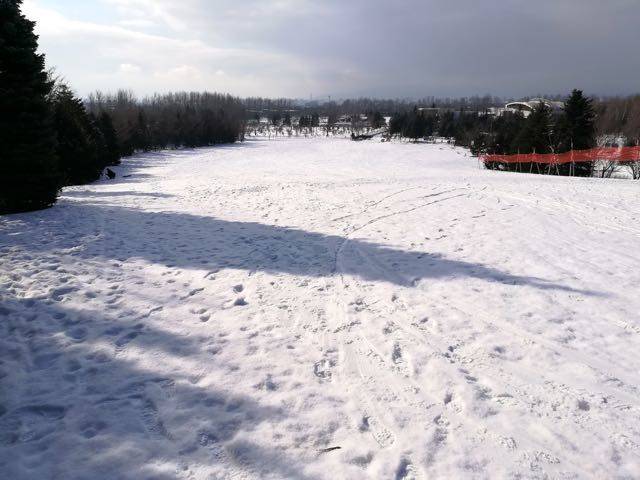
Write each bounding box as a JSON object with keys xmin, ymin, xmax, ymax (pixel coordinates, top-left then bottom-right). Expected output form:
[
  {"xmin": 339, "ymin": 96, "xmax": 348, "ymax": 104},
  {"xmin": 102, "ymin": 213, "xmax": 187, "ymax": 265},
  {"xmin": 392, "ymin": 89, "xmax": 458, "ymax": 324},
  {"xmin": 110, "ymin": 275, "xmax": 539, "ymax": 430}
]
[{"xmin": 481, "ymin": 146, "xmax": 640, "ymax": 165}]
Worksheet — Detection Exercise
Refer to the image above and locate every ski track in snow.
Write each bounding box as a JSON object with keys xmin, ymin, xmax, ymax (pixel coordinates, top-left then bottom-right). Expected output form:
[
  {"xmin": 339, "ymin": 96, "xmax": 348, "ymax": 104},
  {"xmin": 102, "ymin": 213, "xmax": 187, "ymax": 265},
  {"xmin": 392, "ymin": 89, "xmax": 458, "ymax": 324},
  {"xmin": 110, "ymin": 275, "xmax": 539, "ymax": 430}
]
[{"xmin": 1, "ymin": 138, "xmax": 640, "ymax": 479}]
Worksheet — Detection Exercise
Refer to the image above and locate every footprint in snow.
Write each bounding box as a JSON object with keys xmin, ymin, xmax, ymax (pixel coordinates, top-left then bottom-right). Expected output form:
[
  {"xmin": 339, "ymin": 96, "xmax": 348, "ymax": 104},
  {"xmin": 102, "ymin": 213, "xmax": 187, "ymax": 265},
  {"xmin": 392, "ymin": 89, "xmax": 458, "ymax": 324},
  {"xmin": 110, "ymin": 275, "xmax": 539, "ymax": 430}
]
[
  {"xmin": 67, "ymin": 327, "xmax": 88, "ymax": 342},
  {"xmin": 395, "ymin": 458, "xmax": 419, "ymax": 480},
  {"xmin": 392, "ymin": 343, "xmax": 403, "ymax": 364},
  {"xmin": 577, "ymin": 400, "xmax": 590, "ymax": 411},
  {"xmin": 254, "ymin": 375, "xmax": 278, "ymax": 391},
  {"xmin": 115, "ymin": 329, "xmax": 143, "ymax": 349}
]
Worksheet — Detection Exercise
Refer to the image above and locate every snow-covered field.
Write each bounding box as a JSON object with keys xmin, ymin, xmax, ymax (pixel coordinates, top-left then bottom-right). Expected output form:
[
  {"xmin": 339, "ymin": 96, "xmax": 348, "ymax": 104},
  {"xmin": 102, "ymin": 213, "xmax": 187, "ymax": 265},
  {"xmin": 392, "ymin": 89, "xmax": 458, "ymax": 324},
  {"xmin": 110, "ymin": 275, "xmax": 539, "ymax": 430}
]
[{"xmin": 1, "ymin": 138, "xmax": 640, "ymax": 479}]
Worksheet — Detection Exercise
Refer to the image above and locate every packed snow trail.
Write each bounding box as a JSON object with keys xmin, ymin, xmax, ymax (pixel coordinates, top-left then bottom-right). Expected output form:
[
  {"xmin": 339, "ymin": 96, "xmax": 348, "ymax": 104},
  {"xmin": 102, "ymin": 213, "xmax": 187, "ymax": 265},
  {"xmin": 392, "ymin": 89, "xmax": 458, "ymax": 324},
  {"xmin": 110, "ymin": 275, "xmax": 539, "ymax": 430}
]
[{"xmin": 1, "ymin": 138, "xmax": 640, "ymax": 479}]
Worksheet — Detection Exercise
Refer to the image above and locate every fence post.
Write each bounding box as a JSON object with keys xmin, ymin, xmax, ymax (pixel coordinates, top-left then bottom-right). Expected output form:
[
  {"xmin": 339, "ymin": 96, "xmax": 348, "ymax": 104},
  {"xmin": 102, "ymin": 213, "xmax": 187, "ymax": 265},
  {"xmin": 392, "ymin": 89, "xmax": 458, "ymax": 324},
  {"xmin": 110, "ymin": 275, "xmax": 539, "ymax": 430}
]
[{"xmin": 570, "ymin": 140, "xmax": 575, "ymax": 177}]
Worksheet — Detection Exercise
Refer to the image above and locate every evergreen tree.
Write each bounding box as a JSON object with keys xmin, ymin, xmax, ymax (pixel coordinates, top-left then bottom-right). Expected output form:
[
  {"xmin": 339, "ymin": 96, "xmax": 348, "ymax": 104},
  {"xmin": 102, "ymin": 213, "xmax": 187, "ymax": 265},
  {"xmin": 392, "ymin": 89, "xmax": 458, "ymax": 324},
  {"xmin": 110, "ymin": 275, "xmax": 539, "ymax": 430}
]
[
  {"xmin": 558, "ymin": 90, "xmax": 596, "ymax": 151},
  {"xmin": 283, "ymin": 112, "xmax": 291, "ymax": 127},
  {"xmin": 424, "ymin": 113, "xmax": 437, "ymax": 137},
  {"xmin": 494, "ymin": 112, "xmax": 526, "ymax": 154},
  {"xmin": 371, "ymin": 111, "xmax": 385, "ymax": 129},
  {"xmin": 51, "ymin": 82, "xmax": 103, "ymax": 185},
  {"xmin": 132, "ymin": 109, "xmax": 152, "ymax": 151},
  {"xmin": 406, "ymin": 107, "xmax": 426, "ymax": 141},
  {"xmin": 512, "ymin": 102, "xmax": 553, "ymax": 154},
  {"xmin": 270, "ymin": 112, "xmax": 281, "ymax": 126},
  {"xmin": 389, "ymin": 112, "xmax": 408, "ymax": 137},
  {"xmin": 0, "ymin": 0, "xmax": 59, "ymax": 213},
  {"xmin": 96, "ymin": 111, "xmax": 121, "ymax": 166},
  {"xmin": 438, "ymin": 111, "xmax": 457, "ymax": 138},
  {"xmin": 556, "ymin": 90, "xmax": 595, "ymax": 176}
]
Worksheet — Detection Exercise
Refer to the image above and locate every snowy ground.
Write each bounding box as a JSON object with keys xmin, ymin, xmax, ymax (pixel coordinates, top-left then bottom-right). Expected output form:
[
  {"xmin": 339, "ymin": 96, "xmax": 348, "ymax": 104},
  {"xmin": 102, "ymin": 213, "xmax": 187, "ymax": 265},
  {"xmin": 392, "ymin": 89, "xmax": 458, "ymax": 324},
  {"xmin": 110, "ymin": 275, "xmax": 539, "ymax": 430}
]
[{"xmin": 1, "ymin": 138, "xmax": 640, "ymax": 479}]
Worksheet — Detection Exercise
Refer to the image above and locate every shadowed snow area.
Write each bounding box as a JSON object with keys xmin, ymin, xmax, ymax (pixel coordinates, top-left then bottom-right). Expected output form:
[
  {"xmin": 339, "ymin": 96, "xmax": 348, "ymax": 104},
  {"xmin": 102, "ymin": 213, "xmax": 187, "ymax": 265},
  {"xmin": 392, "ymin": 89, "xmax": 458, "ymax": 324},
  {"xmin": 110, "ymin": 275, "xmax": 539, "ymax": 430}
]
[{"xmin": 1, "ymin": 138, "xmax": 640, "ymax": 479}]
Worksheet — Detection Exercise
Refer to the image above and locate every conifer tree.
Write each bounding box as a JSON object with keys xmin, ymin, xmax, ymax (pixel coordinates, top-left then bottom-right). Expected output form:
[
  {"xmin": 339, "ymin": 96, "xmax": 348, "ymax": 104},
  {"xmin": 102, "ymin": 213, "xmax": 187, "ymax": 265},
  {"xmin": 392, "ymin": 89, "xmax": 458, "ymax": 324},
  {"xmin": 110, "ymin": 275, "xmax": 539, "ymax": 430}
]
[
  {"xmin": 132, "ymin": 109, "xmax": 152, "ymax": 151},
  {"xmin": 0, "ymin": 0, "xmax": 59, "ymax": 213},
  {"xmin": 438, "ymin": 111, "xmax": 457, "ymax": 138},
  {"xmin": 51, "ymin": 82, "xmax": 103, "ymax": 185},
  {"xmin": 512, "ymin": 102, "xmax": 553, "ymax": 154},
  {"xmin": 406, "ymin": 107, "xmax": 426, "ymax": 142},
  {"xmin": 371, "ymin": 111, "xmax": 385, "ymax": 129},
  {"xmin": 557, "ymin": 90, "xmax": 595, "ymax": 176},
  {"xmin": 96, "ymin": 111, "xmax": 121, "ymax": 166},
  {"xmin": 558, "ymin": 89, "xmax": 596, "ymax": 151},
  {"xmin": 270, "ymin": 112, "xmax": 281, "ymax": 126},
  {"xmin": 389, "ymin": 112, "xmax": 407, "ymax": 137}
]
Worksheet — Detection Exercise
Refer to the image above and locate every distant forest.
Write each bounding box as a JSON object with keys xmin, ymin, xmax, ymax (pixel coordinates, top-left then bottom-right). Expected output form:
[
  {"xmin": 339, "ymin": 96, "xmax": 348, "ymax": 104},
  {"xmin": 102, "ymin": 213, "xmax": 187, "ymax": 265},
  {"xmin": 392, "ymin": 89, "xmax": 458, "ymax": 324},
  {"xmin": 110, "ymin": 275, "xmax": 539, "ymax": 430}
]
[{"xmin": 242, "ymin": 94, "xmax": 640, "ymax": 149}]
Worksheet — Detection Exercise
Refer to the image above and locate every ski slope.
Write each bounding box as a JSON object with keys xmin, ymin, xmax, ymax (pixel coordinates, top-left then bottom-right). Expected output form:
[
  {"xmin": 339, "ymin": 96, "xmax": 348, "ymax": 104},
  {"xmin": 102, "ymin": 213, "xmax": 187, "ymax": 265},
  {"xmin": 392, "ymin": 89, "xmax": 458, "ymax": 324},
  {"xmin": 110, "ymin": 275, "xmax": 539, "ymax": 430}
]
[{"xmin": 1, "ymin": 138, "xmax": 639, "ymax": 479}]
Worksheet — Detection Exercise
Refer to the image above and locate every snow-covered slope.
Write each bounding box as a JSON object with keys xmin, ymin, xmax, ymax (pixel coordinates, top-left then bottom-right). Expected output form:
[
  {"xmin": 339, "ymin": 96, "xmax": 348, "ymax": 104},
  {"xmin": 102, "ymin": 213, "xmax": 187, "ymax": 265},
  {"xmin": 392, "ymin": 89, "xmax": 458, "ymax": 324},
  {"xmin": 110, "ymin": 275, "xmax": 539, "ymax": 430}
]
[{"xmin": 1, "ymin": 138, "xmax": 639, "ymax": 479}]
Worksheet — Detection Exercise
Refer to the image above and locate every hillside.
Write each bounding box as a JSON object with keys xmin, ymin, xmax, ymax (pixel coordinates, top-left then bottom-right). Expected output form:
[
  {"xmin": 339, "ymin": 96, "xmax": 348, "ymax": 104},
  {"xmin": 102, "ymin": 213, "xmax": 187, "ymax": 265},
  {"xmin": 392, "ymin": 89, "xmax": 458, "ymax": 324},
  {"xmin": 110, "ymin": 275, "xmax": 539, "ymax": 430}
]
[{"xmin": 1, "ymin": 138, "xmax": 639, "ymax": 479}]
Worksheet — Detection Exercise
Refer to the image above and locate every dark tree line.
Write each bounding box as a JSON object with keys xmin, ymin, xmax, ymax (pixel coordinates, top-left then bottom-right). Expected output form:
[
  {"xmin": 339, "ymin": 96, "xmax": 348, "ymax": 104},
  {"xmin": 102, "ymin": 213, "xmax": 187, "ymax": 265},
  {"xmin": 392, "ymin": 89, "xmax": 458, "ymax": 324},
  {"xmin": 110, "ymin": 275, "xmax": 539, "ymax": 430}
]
[
  {"xmin": 50, "ymin": 79, "xmax": 121, "ymax": 185},
  {"xmin": 595, "ymin": 95, "xmax": 640, "ymax": 146},
  {"xmin": 85, "ymin": 90, "xmax": 245, "ymax": 154},
  {"xmin": 1, "ymin": 0, "xmax": 58, "ymax": 213},
  {"xmin": 1, "ymin": 0, "xmax": 117, "ymax": 212},
  {"xmin": 244, "ymin": 93, "xmax": 639, "ymax": 151},
  {"xmin": 384, "ymin": 91, "xmax": 599, "ymax": 177},
  {"xmin": 388, "ymin": 107, "xmax": 481, "ymax": 142},
  {"xmin": 390, "ymin": 108, "xmax": 438, "ymax": 141},
  {"xmin": 243, "ymin": 95, "xmax": 505, "ymax": 125},
  {"xmin": 472, "ymin": 90, "xmax": 596, "ymax": 176}
]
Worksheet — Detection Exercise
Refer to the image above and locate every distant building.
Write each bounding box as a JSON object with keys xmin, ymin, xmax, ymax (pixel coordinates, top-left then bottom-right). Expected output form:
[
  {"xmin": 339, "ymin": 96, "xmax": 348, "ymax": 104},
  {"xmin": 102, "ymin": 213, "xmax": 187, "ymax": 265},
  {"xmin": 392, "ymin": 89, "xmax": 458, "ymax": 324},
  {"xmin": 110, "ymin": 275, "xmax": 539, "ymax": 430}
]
[
  {"xmin": 504, "ymin": 98, "xmax": 563, "ymax": 117},
  {"xmin": 487, "ymin": 107, "xmax": 506, "ymax": 116}
]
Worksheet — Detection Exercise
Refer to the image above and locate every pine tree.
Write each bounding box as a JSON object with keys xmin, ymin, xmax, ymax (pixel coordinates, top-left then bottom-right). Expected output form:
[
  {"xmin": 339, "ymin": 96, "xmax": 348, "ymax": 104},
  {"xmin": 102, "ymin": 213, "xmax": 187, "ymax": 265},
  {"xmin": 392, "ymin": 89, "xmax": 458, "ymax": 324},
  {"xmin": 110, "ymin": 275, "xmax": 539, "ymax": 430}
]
[
  {"xmin": 0, "ymin": 0, "xmax": 59, "ymax": 213},
  {"xmin": 371, "ymin": 111, "xmax": 385, "ymax": 129},
  {"xmin": 438, "ymin": 111, "xmax": 456, "ymax": 138},
  {"xmin": 512, "ymin": 102, "xmax": 553, "ymax": 155},
  {"xmin": 132, "ymin": 109, "xmax": 152, "ymax": 151},
  {"xmin": 389, "ymin": 112, "xmax": 407, "ymax": 137},
  {"xmin": 51, "ymin": 82, "xmax": 103, "ymax": 185},
  {"xmin": 406, "ymin": 107, "xmax": 426, "ymax": 142},
  {"xmin": 270, "ymin": 112, "xmax": 281, "ymax": 126},
  {"xmin": 558, "ymin": 90, "xmax": 596, "ymax": 151},
  {"xmin": 96, "ymin": 111, "xmax": 121, "ymax": 166},
  {"xmin": 556, "ymin": 90, "xmax": 596, "ymax": 176}
]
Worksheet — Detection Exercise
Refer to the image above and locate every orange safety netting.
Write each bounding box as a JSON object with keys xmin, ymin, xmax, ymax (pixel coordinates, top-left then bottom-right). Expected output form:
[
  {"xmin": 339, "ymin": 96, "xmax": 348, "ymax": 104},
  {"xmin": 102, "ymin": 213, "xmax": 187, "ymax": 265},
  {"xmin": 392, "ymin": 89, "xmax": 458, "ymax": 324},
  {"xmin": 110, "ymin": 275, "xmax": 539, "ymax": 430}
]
[{"xmin": 481, "ymin": 146, "xmax": 640, "ymax": 165}]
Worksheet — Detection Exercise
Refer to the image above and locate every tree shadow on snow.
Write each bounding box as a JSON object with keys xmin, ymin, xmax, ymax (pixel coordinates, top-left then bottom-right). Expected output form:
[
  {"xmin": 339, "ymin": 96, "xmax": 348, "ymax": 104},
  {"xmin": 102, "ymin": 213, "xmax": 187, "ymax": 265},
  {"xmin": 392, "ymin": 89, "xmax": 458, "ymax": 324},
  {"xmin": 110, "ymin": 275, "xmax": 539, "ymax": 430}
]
[
  {"xmin": 0, "ymin": 295, "xmax": 318, "ymax": 480},
  {"xmin": 62, "ymin": 190, "xmax": 175, "ymax": 199},
  {"xmin": 4, "ymin": 201, "xmax": 602, "ymax": 297}
]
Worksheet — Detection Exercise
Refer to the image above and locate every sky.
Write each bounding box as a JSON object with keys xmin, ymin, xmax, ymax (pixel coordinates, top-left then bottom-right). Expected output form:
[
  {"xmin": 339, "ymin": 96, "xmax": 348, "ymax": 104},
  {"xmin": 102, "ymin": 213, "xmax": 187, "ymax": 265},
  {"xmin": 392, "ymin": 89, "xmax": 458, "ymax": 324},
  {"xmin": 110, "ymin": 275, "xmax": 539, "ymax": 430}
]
[{"xmin": 23, "ymin": 0, "xmax": 640, "ymax": 100}]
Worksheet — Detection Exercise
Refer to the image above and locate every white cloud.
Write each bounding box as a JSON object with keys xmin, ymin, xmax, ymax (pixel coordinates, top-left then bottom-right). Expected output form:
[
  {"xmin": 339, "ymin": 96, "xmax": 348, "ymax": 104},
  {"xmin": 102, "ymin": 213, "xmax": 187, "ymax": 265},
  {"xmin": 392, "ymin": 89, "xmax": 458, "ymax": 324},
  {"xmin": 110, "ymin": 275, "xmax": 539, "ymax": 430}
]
[
  {"xmin": 21, "ymin": 0, "xmax": 640, "ymax": 98},
  {"xmin": 117, "ymin": 18, "xmax": 158, "ymax": 29},
  {"xmin": 119, "ymin": 63, "xmax": 142, "ymax": 74},
  {"xmin": 102, "ymin": 0, "xmax": 188, "ymax": 31},
  {"xmin": 22, "ymin": 0, "xmax": 347, "ymax": 97},
  {"xmin": 154, "ymin": 65, "xmax": 201, "ymax": 80}
]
